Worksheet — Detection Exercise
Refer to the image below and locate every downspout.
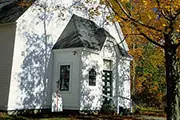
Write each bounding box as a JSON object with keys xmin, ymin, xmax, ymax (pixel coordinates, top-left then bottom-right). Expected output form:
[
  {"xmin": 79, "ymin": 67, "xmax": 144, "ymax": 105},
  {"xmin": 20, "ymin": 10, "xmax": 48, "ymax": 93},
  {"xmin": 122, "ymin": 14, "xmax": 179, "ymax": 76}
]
[
  {"xmin": 50, "ymin": 51, "xmax": 54, "ymax": 111},
  {"xmin": 78, "ymin": 48, "xmax": 83, "ymax": 110},
  {"xmin": 115, "ymin": 57, "xmax": 120, "ymax": 114}
]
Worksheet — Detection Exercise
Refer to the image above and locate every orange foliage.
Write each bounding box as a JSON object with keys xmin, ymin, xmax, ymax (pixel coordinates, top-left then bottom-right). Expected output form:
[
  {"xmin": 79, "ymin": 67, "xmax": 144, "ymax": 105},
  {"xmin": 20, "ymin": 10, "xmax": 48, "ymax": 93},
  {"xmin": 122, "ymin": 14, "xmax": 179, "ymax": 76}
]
[{"xmin": 18, "ymin": 0, "xmax": 33, "ymax": 7}]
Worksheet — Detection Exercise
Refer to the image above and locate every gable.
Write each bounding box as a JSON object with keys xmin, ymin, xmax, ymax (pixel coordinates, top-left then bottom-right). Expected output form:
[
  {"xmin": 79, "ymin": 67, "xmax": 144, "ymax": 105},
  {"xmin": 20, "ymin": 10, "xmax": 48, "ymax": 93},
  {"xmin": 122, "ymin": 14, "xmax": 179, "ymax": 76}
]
[
  {"xmin": 101, "ymin": 38, "xmax": 132, "ymax": 59},
  {"xmin": 101, "ymin": 38, "xmax": 117, "ymax": 58}
]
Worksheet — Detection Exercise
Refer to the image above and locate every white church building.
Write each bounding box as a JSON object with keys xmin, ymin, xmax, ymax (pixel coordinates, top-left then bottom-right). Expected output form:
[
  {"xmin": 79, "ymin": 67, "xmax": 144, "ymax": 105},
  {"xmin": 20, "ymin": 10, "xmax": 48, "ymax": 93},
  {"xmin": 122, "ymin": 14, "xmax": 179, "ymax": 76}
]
[{"xmin": 0, "ymin": 0, "xmax": 132, "ymax": 113}]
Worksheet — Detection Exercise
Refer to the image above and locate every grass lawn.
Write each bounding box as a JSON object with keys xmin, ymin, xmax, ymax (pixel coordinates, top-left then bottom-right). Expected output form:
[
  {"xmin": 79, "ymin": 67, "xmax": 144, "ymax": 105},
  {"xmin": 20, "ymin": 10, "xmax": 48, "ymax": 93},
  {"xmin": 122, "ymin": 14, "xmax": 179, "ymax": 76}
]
[
  {"xmin": 0, "ymin": 110, "xmax": 166, "ymax": 120},
  {"xmin": 30, "ymin": 117, "xmax": 80, "ymax": 120}
]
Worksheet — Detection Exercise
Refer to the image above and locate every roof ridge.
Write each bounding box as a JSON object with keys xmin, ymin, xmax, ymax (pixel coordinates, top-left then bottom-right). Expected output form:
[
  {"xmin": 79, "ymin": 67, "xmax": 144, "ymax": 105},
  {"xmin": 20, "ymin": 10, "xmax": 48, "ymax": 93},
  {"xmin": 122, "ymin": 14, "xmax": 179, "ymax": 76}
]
[{"xmin": 53, "ymin": 14, "xmax": 114, "ymax": 51}]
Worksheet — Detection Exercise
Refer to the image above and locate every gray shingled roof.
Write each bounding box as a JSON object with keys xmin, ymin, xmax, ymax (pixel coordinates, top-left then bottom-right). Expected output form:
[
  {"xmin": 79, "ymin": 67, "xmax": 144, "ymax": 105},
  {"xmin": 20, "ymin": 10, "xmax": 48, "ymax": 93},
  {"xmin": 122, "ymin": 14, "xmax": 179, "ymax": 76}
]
[
  {"xmin": 0, "ymin": 1, "xmax": 30, "ymax": 24},
  {"xmin": 53, "ymin": 14, "xmax": 131, "ymax": 58},
  {"xmin": 53, "ymin": 14, "xmax": 114, "ymax": 50}
]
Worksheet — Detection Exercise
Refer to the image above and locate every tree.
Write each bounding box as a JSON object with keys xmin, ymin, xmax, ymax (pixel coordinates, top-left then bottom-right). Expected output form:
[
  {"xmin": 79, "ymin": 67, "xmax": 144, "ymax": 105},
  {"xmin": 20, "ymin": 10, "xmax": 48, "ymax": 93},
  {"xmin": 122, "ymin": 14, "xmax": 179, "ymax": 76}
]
[
  {"xmin": 102, "ymin": 0, "xmax": 180, "ymax": 119},
  {"xmin": 125, "ymin": 23, "xmax": 166, "ymax": 109},
  {"xmin": 132, "ymin": 43, "xmax": 166, "ymax": 109}
]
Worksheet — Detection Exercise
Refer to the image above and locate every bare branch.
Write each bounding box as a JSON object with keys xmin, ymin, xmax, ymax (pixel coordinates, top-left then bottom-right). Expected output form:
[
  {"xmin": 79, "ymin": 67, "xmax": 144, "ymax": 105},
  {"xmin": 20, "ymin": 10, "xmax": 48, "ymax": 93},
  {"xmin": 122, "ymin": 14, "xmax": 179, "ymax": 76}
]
[
  {"xmin": 140, "ymin": 32, "xmax": 165, "ymax": 48},
  {"xmin": 173, "ymin": 9, "xmax": 180, "ymax": 20},
  {"xmin": 161, "ymin": 4, "xmax": 180, "ymax": 22},
  {"xmin": 119, "ymin": 34, "xmax": 128, "ymax": 44},
  {"xmin": 155, "ymin": 0, "xmax": 160, "ymax": 6},
  {"xmin": 154, "ymin": 0, "xmax": 172, "ymax": 21},
  {"xmin": 161, "ymin": 10, "xmax": 172, "ymax": 21},
  {"xmin": 114, "ymin": 0, "xmax": 131, "ymax": 17}
]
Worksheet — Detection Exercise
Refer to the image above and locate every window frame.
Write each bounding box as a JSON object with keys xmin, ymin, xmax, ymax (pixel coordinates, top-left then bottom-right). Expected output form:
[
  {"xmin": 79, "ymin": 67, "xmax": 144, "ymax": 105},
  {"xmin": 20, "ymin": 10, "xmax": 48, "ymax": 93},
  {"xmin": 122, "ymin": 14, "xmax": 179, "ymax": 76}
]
[
  {"xmin": 58, "ymin": 62, "xmax": 72, "ymax": 93},
  {"xmin": 89, "ymin": 68, "xmax": 96, "ymax": 86}
]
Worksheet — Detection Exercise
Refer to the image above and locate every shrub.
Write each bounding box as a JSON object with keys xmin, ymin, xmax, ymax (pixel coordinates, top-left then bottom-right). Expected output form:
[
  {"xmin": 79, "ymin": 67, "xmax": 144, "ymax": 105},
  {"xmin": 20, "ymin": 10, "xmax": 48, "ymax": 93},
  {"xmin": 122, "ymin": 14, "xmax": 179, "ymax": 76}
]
[{"xmin": 101, "ymin": 100, "xmax": 116, "ymax": 114}]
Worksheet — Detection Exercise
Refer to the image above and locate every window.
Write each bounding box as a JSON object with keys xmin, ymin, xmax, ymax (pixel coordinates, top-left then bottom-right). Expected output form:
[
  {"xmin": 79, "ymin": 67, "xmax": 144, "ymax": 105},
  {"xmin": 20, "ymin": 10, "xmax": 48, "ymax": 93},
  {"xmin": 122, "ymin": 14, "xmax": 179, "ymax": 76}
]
[
  {"xmin": 59, "ymin": 65, "xmax": 70, "ymax": 91},
  {"xmin": 89, "ymin": 68, "xmax": 96, "ymax": 86},
  {"xmin": 103, "ymin": 59, "xmax": 112, "ymax": 71}
]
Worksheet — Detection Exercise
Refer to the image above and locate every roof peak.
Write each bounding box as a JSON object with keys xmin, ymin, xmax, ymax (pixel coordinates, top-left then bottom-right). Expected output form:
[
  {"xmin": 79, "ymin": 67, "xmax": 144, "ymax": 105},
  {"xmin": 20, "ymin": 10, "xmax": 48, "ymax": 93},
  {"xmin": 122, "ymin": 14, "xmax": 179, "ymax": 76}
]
[{"xmin": 53, "ymin": 14, "xmax": 113, "ymax": 50}]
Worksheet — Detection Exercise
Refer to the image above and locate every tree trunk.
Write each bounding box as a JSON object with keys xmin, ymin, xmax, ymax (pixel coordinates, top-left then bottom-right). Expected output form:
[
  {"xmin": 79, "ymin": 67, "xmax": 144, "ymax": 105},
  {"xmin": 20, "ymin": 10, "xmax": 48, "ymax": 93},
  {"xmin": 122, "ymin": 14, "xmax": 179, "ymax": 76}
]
[{"xmin": 165, "ymin": 47, "xmax": 180, "ymax": 120}]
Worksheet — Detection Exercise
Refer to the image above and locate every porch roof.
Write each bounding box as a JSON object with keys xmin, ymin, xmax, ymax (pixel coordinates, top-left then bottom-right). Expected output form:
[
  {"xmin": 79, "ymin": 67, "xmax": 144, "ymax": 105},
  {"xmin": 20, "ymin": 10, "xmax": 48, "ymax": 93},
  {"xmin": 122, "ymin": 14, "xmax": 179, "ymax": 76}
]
[{"xmin": 53, "ymin": 14, "xmax": 114, "ymax": 51}]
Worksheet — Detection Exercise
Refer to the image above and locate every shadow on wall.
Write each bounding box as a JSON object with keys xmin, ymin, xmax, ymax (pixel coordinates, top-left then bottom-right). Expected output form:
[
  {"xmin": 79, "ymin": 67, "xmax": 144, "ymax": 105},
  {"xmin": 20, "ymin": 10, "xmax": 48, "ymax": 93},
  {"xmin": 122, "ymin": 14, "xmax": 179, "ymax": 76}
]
[
  {"xmin": 103, "ymin": 40, "xmax": 131, "ymax": 109},
  {"xmin": 80, "ymin": 51, "xmax": 103, "ymax": 112},
  {"xmin": 18, "ymin": 32, "xmax": 53, "ymax": 109},
  {"xmin": 118, "ymin": 58, "xmax": 131, "ymax": 108},
  {"xmin": 80, "ymin": 45, "xmax": 131, "ymax": 112},
  {"xmin": 14, "ymin": 1, "xmax": 62, "ymax": 110}
]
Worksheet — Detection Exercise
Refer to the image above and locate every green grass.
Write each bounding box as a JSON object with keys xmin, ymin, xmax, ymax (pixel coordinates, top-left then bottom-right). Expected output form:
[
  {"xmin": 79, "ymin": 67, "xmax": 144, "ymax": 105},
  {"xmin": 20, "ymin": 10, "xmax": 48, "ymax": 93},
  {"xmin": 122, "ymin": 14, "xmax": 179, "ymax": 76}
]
[
  {"xmin": 136, "ymin": 106, "xmax": 164, "ymax": 112},
  {"xmin": 34, "ymin": 118, "xmax": 75, "ymax": 120},
  {"xmin": 0, "ymin": 116, "xmax": 75, "ymax": 120},
  {"xmin": 0, "ymin": 112, "xmax": 80, "ymax": 120},
  {"xmin": 0, "ymin": 116, "xmax": 29, "ymax": 120},
  {"xmin": 134, "ymin": 105, "xmax": 166, "ymax": 117},
  {"xmin": 0, "ymin": 111, "xmax": 166, "ymax": 120}
]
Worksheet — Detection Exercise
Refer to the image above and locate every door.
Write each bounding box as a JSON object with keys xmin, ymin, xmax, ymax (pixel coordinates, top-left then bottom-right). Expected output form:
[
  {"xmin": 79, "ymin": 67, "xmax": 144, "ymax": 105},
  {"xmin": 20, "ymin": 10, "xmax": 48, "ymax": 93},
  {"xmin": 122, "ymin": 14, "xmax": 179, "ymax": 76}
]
[
  {"xmin": 52, "ymin": 50, "xmax": 80, "ymax": 111},
  {"xmin": 102, "ymin": 70, "xmax": 112, "ymax": 103}
]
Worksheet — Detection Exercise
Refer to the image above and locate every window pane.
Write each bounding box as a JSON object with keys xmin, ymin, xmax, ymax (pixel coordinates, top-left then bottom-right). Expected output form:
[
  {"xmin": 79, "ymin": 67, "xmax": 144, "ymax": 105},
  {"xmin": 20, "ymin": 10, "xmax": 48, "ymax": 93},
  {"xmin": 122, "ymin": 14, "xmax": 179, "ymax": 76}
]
[{"xmin": 60, "ymin": 65, "xmax": 70, "ymax": 91}]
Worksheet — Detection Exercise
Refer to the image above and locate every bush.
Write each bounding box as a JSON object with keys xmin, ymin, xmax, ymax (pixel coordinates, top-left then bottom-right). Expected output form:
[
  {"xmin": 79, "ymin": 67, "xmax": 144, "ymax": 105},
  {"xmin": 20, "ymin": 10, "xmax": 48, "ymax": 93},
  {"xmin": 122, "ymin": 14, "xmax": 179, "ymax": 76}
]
[
  {"xmin": 119, "ymin": 106, "xmax": 131, "ymax": 116},
  {"xmin": 101, "ymin": 100, "xmax": 116, "ymax": 114}
]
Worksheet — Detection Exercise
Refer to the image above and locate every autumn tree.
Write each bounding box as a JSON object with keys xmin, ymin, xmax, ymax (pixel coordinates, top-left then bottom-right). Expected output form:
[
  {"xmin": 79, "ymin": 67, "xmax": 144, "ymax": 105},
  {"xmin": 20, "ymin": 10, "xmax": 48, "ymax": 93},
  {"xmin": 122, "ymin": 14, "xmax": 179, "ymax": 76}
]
[
  {"xmin": 125, "ymin": 23, "xmax": 166, "ymax": 109},
  {"xmin": 101, "ymin": 0, "xmax": 180, "ymax": 119},
  {"xmin": 132, "ymin": 43, "xmax": 166, "ymax": 109}
]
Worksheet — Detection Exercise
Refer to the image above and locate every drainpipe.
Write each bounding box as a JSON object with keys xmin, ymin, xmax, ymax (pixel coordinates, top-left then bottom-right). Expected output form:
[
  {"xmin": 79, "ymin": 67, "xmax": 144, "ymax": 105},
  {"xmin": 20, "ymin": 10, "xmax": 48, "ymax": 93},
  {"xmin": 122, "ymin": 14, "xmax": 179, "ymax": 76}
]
[{"xmin": 116, "ymin": 57, "xmax": 119, "ymax": 114}]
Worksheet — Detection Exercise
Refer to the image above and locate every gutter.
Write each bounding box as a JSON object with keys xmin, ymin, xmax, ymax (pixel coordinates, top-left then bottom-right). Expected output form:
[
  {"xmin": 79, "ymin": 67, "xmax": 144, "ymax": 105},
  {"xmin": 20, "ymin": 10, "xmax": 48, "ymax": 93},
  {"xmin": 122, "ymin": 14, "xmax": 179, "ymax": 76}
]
[{"xmin": 0, "ymin": 22, "xmax": 16, "ymax": 26}]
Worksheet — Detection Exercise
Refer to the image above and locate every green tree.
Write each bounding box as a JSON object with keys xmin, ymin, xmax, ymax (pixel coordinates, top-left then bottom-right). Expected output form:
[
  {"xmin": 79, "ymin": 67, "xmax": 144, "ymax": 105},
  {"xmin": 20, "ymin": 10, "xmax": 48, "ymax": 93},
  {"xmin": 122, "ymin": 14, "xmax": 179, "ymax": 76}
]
[{"xmin": 133, "ymin": 43, "xmax": 166, "ymax": 109}]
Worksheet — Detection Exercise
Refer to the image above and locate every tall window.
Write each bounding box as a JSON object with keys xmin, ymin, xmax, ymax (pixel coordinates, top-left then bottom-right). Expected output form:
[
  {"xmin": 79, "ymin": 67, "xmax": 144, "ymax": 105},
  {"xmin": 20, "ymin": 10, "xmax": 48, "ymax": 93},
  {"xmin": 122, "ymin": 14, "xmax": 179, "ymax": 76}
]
[
  {"xmin": 89, "ymin": 68, "xmax": 96, "ymax": 86},
  {"xmin": 60, "ymin": 65, "xmax": 70, "ymax": 91}
]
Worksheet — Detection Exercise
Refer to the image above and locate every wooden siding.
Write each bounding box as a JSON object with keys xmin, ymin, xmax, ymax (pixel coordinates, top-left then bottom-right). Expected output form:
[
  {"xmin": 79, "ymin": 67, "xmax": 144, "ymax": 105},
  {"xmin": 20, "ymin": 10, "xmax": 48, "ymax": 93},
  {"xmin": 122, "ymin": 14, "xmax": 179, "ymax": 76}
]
[
  {"xmin": 118, "ymin": 60, "xmax": 131, "ymax": 108},
  {"xmin": 0, "ymin": 23, "xmax": 16, "ymax": 110},
  {"xmin": 80, "ymin": 49, "xmax": 103, "ymax": 111}
]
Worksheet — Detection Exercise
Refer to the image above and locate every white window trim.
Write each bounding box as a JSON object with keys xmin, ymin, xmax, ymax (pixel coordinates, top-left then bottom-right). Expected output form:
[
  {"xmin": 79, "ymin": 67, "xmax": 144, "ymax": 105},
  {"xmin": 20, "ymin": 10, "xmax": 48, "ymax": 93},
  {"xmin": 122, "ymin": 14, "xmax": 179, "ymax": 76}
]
[{"xmin": 57, "ymin": 62, "xmax": 73, "ymax": 94}]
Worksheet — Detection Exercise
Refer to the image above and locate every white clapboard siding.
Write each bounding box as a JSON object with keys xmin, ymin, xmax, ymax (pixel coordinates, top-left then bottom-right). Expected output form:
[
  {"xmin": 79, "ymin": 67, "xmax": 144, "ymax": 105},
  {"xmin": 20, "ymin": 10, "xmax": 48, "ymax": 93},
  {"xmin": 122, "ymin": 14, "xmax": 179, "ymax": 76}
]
[
  {"xmin": 118, "ymin": 59, "xmax": 131, "ymax": 108},
  {"xmin": 80, "ymin": 48, "xmax": 103, "ymax": 111}
]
